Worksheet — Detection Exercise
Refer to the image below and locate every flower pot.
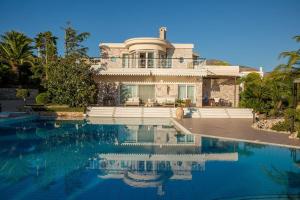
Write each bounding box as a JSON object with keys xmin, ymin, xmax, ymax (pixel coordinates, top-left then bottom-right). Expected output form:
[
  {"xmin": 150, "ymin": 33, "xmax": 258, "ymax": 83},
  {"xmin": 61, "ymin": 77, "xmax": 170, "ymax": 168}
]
[{"xmin": 176, "ymin": 107, "xmax": 184, "ymax": 119}]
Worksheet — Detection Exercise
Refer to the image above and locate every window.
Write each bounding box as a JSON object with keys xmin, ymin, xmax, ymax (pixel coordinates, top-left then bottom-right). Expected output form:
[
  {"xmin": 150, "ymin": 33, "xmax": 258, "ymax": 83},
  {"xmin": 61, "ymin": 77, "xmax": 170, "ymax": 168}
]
[
  {"xmin": 137, "ymin": 52, "xmax": 154, "ymax": 68},
  {"xmin": 130, "ymin": 53, "xmax": 136, "ymax": 68},
  {"xmin": 139, "ymin": 52, "xmax": 146, "ymax": 68},
  {"xmin": 178, "ymin": 85, "xmax": 195, "ymax": 103},
  {"xmin": 147, "ymin": 52, "xmax": 154, "ymax": 68},
  {"xmin": 111, "ymin": 56, "xmax": 116, "ymax": 62},
  {"xmin": 179, "ymin": 57, "xmax": 184, "ymax": 63},
  {"xmin": 187, "ymin": 85, "xmax": 195, "ymax": 103},
  {"xmin": 160, "ymin": 53, "xmax": 166, "ymax": 68},
  {"xmin": 166, "ymin": 53, "xmax": 172, "ymax": 68},
  {"xmin": 178, "ymin": 85, "xmax": 187, "ymax": 100},
  {"xmin": 122, "ymin": 54, "xmax": 129, "ymax": 68},
  {"xmin": 123, "ymin": 85, "xmax": 138, "ymax": 98}
]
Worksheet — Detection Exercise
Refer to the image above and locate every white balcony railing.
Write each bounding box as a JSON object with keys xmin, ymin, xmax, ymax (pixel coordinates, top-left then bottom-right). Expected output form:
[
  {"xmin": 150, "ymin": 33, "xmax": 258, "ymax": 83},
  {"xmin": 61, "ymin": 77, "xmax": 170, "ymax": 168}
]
[{"xmin": 89, "ymin": 57, "xmax": 206, "ymax": 69}]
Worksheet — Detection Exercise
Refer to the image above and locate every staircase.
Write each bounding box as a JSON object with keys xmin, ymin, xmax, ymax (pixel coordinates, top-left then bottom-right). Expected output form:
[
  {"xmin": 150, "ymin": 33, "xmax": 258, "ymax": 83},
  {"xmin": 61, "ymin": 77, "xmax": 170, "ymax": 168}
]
[
  {"xmin": 143, "ymin": 107, "xmax": 173, "ymax": 118},
  {"xmin": 86, "ymin": 107, "xmax": 115, "ymax": 117},
  {"xmin": 226, "ymin": 108, "xmax": 253, "ymax": 118},
  {"xmin": 198, "ymin": 108, "xmax": 229, "ymax": 118},
  {"xmin": 86, "ymin": 106, "xmax": 253, "ymax": 118},
  {"xmin": 114, "ymin": 107, "xmax": 142, "ymax": 117}
]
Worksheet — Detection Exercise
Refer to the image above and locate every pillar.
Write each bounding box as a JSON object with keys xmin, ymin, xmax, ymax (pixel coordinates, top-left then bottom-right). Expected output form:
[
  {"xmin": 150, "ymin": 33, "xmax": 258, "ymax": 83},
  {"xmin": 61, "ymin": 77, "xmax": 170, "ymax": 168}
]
[
  {"xmin": 196, "ymin": 77, "xmax": 203, "ymax": 107},
  {"xmin": 234, "ymin": 77, "xmax": 239, "ymax": 107}
]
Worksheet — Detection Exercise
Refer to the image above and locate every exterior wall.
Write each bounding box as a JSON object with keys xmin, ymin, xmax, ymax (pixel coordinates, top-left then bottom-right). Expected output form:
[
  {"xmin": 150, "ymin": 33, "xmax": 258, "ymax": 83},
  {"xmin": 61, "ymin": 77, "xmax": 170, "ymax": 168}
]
[
  {"xmin": 170, "ymin": 48, "xmax": 193, "ymax": 69},
  {"xmin": 0, "ymin": 88, "xmax": 39, "ymax": 112},
  {"xmin": 101, "ymin": 47, "xmax": 127, "ymax": 69},
  {"xmin": 203, "ymin": 77, "xmax": 238, "ymax": 107},
  {"xmin": 94, "ymin": 75, "xmax": 239, "ymax": 107},
  {"xmin": 155, "ymin": 84, "xmax": 178, "ymax": 98},
  {"xmin": 100, "ymin": 45, "xmax": 193, "ymax": 70}
]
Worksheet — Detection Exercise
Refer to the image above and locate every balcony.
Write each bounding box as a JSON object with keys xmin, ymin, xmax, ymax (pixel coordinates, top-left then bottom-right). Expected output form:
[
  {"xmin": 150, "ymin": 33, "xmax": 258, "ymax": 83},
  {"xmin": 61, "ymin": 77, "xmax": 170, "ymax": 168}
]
[{"xmin": 90, "ymin": 57, "xmax": 206, "ymax": 69}]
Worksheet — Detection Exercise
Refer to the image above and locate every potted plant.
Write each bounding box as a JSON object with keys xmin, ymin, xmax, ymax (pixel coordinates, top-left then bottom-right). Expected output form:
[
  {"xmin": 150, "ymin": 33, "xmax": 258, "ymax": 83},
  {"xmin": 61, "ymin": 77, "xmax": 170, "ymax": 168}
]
[{"xmin": 175, "ymin": 99, "xmax": 184, "ymax": 119}]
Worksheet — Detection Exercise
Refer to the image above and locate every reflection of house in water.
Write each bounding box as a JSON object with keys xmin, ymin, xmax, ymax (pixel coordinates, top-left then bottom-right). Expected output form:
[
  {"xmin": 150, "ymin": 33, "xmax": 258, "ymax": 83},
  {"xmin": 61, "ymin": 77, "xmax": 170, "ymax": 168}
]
[
  {"xmin": 88, "ymin": 124, "xmax": 238, "ymax": 196},
  {"xmin": 118, "ymin": 124, "xmax": 197, "ymax": 146}
]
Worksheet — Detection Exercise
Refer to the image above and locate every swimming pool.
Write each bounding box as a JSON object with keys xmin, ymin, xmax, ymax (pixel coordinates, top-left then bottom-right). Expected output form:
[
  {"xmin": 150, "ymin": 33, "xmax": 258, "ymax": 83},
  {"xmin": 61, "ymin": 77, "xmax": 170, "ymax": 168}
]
[{"xmin": 0, "ymin": 118, "xmax": 299, "ymax": 200}]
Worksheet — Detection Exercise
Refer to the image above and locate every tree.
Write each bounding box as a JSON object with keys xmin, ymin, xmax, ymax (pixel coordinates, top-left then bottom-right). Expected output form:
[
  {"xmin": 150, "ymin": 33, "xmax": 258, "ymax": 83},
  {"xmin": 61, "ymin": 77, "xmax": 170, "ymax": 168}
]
[
  {"xmin": 46, "ymin": 57, "xmax": 96, "ymax": 107},
  {"xmin": 264, "ymin": 70, "xmax": 292, "ymax": 116},
  {"xmin": 279, "ymin": 35, "xmax": 300, "ymax": 71},
  {"xmin": 34, "ymin": 31, "xmax": 58, "ymax": 83},
  {"xmin": 240, "ymin": 73, "xmax": 271, "ymax": 113},
  {"xmin": 63, "ymin": 22, "xmax": 90, "ymax": 57},
  {"xmin": 240, "ymin": 34, "xmax": 300, "ymax": 117},
  {"xmin": 0, "ymin": 31, "xmax": 34, "ymax": 81},
  {"xmin": 0, "ymin": 62, "xmax": 16, "ymax": 85},
  {"xmin": 35, "ymin": 31, "xmax": 58, "ymax": 64}
]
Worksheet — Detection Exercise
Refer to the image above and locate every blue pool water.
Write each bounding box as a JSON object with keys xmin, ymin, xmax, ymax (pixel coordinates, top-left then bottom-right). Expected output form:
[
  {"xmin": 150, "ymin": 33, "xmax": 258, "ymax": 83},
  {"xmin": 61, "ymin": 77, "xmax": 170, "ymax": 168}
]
[{"xmin": 0, "ymin": 119, "xmax": 299, "ymax": 200}]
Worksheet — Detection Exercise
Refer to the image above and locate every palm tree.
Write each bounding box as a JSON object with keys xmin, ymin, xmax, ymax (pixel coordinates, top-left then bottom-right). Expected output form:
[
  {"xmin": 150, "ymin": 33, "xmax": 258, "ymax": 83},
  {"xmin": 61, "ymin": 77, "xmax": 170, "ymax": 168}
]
[
  {"xmin": 0, "ymin": 31, "xmax": 35, "ymax": 81},
  {"xmin": 279, "ymin": 35, "xmax": 300, "ymax": 70}
]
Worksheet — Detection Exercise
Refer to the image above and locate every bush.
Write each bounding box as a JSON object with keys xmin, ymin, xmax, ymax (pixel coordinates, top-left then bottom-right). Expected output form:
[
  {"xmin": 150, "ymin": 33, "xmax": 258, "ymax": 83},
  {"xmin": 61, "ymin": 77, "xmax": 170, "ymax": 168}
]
[
  {"xmin": 36, "ymin": 92, "xmax": 49, "ymax": 104},
  {"xmin": 271, "ymin": 120, "xmax": 291, "ymax": 132},
  {"xmin": 16, "ymin": 89, "xmax": 30, "ymax": 102}
]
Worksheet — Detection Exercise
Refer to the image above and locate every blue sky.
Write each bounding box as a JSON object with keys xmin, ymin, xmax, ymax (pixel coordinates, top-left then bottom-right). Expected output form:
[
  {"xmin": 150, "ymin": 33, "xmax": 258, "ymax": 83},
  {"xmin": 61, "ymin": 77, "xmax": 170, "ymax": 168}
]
[{"xmin": 0, "ymin": 0, "xmax": 299, "ymax": 71}]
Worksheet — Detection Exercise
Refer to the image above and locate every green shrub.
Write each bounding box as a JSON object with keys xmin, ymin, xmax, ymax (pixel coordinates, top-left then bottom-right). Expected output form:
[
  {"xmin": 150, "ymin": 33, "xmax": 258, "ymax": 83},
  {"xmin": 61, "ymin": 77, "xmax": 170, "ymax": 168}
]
[
  {"xmin": 271, "ymin": 120, "xmax": 291, "ymax": 132},
  {"xmin": 16, "ymin": 89, "xmax": 30, "ymax": 102},
  {"xmin": 46, "ymin": 106, "xmax": 84, "ymax": 112},
  {"xmin": 36, "ymin": 92, "xmax": 49, "ymax": 104},
  {"xmin": 295, "ymin": 122, "xmax": 300, "ymax": 138}
]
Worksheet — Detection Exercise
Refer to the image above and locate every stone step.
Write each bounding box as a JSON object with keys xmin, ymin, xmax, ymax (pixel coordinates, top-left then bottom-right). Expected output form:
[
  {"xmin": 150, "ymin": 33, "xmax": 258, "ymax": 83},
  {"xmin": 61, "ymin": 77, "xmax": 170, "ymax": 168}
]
[{"xmin": 87, "ymin": 107, "xmax": 253, "ymax": 118}]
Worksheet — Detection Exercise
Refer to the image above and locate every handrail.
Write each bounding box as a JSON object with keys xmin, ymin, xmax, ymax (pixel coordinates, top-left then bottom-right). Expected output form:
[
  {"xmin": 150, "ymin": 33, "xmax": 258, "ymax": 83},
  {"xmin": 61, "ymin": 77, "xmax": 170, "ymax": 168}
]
[{"xmin": 89, "ymin": 57, "xmax": 207, "ymax": 69}]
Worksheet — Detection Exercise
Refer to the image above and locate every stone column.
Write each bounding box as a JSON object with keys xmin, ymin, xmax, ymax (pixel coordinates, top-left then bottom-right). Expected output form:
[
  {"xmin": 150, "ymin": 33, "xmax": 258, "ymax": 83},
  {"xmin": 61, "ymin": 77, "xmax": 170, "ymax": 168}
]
[
  {"xmin": 116, "ymin": 82, "xmax": 120, "ymax": 106},
  {"xmin": 234, "ymin": 78, "xmax": 240, "ymax": 107},
  {"xmin": 195, "ymin": 77, "xmax": 203, "ymax": 107}
]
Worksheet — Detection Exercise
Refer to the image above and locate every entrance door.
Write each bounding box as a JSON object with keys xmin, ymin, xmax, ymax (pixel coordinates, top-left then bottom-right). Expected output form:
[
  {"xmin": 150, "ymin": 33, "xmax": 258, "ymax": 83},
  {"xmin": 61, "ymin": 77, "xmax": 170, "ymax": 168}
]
[{"xmin": 138, "ymin": 85, "xmax": 155, "ymax": 103}]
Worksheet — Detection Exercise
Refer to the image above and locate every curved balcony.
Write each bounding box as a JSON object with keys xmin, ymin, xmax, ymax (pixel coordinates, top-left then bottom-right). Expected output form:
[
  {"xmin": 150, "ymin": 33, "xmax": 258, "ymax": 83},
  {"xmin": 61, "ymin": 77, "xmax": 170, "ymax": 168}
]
[{"xmin": 124, "ymin": 37, "xmax": 172, "ymax": 52}]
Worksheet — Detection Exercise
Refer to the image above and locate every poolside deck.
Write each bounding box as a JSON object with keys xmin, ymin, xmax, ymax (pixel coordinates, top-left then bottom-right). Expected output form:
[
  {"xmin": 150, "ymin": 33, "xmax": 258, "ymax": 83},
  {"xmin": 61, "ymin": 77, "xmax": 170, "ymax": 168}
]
[{"xmin": 175, "ymin": 118, "xmax": 300, "ymax": 149}]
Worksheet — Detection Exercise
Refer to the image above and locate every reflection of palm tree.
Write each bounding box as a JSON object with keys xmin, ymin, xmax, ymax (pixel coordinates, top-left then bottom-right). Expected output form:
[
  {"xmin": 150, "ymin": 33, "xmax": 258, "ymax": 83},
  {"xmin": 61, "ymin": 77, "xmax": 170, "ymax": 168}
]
[
  {"xmin": 263, "ymin": 165, "xmax": 300, "ymax": 198},
  {"xmin": 290, "ymin": 149, "xmax": 300, "ymax": 168},
  {"xmin": 0, "ymin": 156, "xmax": 31, "ymax": 184}
]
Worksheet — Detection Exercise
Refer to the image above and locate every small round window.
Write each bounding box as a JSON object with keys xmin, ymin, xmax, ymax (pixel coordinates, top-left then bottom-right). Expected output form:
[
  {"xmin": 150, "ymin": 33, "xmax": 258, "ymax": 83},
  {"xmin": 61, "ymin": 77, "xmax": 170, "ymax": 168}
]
[
  {"xmin": 111, "ymin": 56, "xmax": 117, "ymax": 62},
  {"xmin": 179, "ymin": 57, "xmax": 184, "ymax": 63}
]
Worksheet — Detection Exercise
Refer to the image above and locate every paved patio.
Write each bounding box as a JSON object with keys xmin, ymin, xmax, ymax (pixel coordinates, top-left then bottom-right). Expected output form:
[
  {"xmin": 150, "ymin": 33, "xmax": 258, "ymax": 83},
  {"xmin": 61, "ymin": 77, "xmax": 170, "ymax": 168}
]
[{"xmin": 175, "ymin": 118, "xmax": 300, "ymax": 149}]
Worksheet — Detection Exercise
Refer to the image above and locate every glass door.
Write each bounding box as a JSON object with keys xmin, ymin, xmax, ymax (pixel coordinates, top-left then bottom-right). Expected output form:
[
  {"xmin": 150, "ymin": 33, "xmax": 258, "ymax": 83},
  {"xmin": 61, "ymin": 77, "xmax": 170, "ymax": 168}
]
[
  {"xmin": 178, "ymin": 85, "xmax": 187, "ymax": 100},
  {"xmin": 138, "ymin": 85, "xmax": 155, "ymax": 103},
  {"xmin": 187, "ymin": 85, "xmax": 195, "ymax": 103}
]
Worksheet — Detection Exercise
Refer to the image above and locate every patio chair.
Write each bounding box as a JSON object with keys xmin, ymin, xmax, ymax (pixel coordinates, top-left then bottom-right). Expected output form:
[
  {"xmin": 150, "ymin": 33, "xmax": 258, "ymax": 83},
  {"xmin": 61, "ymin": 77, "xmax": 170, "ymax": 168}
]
[
  {"xmin": 163, "ymin": 97, "xmax": 176, "ymax": 107},
  {"xmin": 145, "ymin": 98, "xmax": 157, "ymax": 107},
  {"xmin": 124, "ymin": 97, "xmax": 141, "ymax": 106},
  {"xmin": 213, "ymin": 97, "xmax": 220, "ymax": 106}
]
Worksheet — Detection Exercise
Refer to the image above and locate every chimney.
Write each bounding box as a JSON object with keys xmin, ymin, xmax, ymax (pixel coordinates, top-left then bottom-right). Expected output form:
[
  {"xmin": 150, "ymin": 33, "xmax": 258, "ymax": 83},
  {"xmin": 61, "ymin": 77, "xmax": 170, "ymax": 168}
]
[{"xmin": 159, "ymin": 27, "xmax": 167, "ymax": 40}]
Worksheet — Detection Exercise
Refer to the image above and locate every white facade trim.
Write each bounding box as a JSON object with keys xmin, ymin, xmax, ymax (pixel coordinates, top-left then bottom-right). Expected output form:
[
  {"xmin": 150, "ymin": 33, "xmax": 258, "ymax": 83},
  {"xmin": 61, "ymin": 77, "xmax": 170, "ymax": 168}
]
[{"xmin": 92, "ymin": 67, "xmax": 208, "ymax": 76}]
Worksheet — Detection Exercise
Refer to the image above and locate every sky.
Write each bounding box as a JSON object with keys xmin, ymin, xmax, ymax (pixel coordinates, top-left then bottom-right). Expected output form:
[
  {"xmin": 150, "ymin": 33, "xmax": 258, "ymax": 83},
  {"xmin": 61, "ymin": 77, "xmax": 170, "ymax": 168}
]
[{"xmin": 0, "ymin": 0, "xmax": 299, "ymax": 71}]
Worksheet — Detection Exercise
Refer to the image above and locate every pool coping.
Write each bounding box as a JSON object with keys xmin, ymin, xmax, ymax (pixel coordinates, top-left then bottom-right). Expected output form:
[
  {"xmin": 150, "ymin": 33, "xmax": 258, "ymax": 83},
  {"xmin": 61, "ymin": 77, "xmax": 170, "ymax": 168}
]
[{"xmin": 171, "ymin": 118, "xmax": 300, "ymax": 150}]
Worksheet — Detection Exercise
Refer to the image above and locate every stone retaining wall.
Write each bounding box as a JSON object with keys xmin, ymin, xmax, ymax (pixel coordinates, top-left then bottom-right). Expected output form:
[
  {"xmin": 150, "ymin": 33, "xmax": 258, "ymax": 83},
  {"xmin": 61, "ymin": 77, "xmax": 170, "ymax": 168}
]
[
  {"xmin": 0, "ymin": 88, "xmax": 38, "ymax": 100},
  {"xmin": 38, "ymin": 111, "xmax": 84, "ymax": 118}
]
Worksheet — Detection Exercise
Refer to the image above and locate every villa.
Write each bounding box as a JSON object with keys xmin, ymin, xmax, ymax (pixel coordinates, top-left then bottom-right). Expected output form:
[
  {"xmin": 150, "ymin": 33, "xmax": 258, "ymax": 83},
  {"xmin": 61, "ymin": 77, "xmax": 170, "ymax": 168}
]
[{"xmin": 91, "ymin": 27, "xmax": 240, "ymax": 107}]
